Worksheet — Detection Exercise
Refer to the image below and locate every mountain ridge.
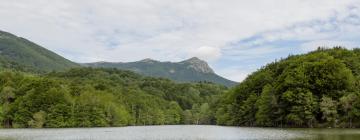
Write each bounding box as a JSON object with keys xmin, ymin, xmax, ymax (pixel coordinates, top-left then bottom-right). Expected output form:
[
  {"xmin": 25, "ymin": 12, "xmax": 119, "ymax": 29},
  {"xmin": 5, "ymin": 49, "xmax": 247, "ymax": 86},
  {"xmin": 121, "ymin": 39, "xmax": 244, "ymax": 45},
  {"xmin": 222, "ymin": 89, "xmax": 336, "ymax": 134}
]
[
  {"xmin": 0, "ymin": 30, "xmax": 79, "ymax": 72},
  {"xmin": 83, "ymin": 57, "xmax": 237, "ymax": 87},
  {"xmin": 0, "ymin": 30, "xmax": 236, "ymax": 86}
]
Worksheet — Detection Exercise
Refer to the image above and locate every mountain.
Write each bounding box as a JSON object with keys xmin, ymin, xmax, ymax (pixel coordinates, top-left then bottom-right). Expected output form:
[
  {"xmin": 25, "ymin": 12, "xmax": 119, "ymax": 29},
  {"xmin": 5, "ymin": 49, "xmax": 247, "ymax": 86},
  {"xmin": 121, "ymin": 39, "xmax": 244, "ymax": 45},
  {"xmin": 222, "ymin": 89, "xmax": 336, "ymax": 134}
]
[
  {"xmin": 0, "ymin": 30, "xmax": 236, "ymax": 86},
  {"xmin": 0, "ymin": 30, "xmax": 79, "ymax": 72},
  {"xmin": 0, "ymin": 30, "xmax": 226, "ymax": 128},
  {"xmin": 83, "ymin": 57, "xmax": 238, "ymax": 87}
]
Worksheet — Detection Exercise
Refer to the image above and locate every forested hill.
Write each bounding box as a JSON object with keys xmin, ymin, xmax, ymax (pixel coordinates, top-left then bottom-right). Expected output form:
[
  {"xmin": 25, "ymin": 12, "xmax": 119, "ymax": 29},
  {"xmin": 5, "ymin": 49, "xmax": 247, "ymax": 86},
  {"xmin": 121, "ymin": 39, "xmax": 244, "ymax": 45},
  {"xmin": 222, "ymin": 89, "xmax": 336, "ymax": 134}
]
[
  {"xmin": 83, "ymin": 57, "xmax": 238, "ymax": 87},
  {"xmin": 2, "ymin": 28, "xmax": 360, "ymax": 129},
  {"xmin": 0, "ymin": 67, "xmax": 226, "ymax": 128},
  {"xmin": 0, "ymin": 30, "xmax": 79, "ymax": 72},
  {"xmin": 216, "ymin": 47, "xmax": 360, "ymax": 128},
  {"xmin": 0, "ymin": 30, "xmax": 236, "ymax": 87},
  {"xmin": 0, "ymin": 30, "xmax": 228, "ymax": 128}
]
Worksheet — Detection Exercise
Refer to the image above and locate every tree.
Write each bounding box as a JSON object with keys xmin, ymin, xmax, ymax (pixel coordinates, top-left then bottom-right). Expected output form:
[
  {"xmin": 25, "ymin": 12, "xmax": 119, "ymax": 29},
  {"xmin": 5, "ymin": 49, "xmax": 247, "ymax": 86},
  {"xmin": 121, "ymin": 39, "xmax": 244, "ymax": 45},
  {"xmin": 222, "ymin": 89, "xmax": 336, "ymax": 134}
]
[
  {"xmin": 302, "ymin": 91, "xmax": 317, "ymax": 128},
  {"xmin": 0, "ymin": 67, "xmax": 225, "ymax": 128},
  {"xmin": 217, "ymin": 47, "xmax": 360, "ymax": 127},
  {"xmin": 165, "ymin": 101, "xmax": 182, "ymax": 124},
  {"xmin": 28, "ymin": 111, "xmax": 46, "ymax": 128},
  {"xmin": 215, "ymin": 105, "xmax": 231, "ymax": 125},
  {"xmin": 237, "ymin": 94, "xmax": 258, "ymax": 126},
  {"xmin": 0, "ymin": 106, "xmax": 3, "ymax": 128},
  {"xmin": 1, "ymin": 86, "xmax": 15, "ymax": 103},
  {"xmin": 199, "ymin": 103, "xmax": 210, "ymax": 124},
  {"xmin": 46, "ymin": 104, "xmax": 72, "ymax": 128},
  {"xmin": 152, "ymin": 109, "xmax": 165, "ymax": 125},
  {"xmin": 182, "ymin": 110, "xmax": 193, "ymax": 124},
  {"xmin": 320, "ymin": 96, "xmax": 338, "ymax": 127},
  {"xmin": 255, "ymin": 84, "xmax": 276, "ymax": 126},
  {"xmin": 340, "ymin": 93, "xmax": 360, "ymax": 128},
  {"xmin": 282, "ymin": 89, "xmax": 317, "ymax": 127},
  {"xmin": 0, "ymin": 86, "xmax": 15, "ymax": 128}
]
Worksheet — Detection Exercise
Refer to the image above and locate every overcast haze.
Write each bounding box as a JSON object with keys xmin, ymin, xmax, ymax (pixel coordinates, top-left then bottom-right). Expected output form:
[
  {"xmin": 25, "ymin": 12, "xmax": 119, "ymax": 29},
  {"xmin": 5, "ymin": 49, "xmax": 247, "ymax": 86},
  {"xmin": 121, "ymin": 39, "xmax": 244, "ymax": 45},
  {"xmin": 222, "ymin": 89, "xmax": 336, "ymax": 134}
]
[{"xmin": 1, "ymin": 0, "xmax": 360, "ymax": 81}]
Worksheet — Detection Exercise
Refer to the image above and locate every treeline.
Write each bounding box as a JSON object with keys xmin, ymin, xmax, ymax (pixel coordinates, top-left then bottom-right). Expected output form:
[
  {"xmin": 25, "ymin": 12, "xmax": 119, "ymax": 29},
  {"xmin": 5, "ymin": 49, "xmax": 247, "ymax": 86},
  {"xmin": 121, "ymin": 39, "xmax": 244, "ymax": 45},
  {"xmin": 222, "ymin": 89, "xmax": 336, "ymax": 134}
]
[
  {"xmin": 0, "ymin": 68, "xmax": 225, "ymax": 128},
  {"xmin": 216, "ymin": 47, "xmax": 360, "ymax": 128},
  {"xmin": 2, "ymin": 47, "xmax": 360, "ymax": 128}
]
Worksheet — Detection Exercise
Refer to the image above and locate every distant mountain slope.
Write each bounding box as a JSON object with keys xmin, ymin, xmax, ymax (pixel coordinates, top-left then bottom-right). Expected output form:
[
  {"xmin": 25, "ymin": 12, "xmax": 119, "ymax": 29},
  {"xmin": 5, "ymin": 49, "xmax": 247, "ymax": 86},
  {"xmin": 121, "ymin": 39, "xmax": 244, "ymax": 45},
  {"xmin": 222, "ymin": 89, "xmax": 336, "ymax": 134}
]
[
  {"xmin": 0, "ymin": 30, "xmax": 236, "ymax": 86},
  {"xmin": 83, "ymin": 57, "xmax": 238, "ymax": 87},
  {"xmin": 0, "ymin": 30, "xmax": 79, "ymax": 72}
]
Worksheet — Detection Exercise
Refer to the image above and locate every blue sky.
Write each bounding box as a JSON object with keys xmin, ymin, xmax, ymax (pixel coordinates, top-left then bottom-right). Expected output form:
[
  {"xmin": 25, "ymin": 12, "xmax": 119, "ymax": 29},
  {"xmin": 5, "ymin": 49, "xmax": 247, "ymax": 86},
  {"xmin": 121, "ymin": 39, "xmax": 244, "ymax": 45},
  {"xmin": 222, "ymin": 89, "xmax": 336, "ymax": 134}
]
[{"xmin": 0, "ymin": 0, "xmax": 360, "ymax": 82}]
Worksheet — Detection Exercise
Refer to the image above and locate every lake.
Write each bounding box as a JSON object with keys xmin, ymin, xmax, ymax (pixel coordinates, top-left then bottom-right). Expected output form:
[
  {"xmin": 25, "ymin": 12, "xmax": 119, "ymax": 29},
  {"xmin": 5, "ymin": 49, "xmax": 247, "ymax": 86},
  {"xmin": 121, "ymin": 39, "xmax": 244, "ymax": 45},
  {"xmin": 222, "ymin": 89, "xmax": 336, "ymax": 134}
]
[{"xmin": 0, "ymin": 125, "xmax": 359, "ymax": 140}]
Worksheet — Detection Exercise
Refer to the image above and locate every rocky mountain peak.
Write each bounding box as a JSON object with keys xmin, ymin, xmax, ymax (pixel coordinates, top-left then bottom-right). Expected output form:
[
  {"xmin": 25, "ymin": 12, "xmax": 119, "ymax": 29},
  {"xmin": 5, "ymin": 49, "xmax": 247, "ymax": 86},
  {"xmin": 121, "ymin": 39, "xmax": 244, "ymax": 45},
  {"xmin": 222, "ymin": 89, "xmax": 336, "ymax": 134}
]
[
  {"xmin": 139, "ymin": 58, "xmax": 159, "ymax": 63},
  {"xmin": 181, "ymin": 57, "xmax": 214, "ymax": 73}
]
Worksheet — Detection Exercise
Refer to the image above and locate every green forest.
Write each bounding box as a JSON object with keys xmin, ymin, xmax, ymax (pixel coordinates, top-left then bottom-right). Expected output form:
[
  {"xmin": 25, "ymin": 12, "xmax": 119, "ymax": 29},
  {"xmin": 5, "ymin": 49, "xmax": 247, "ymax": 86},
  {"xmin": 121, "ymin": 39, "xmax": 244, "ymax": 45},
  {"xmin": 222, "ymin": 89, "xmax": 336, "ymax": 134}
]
[
  {"xmin": 0, "ymin": 68, "xmax": 225, "ymax": 128},
  {"xmin": 216, "ymin": 47, "xmax": 360, "ymax": 128},
  {"xmin": 1, "ymin": 47, "xmax": 360, "ymax": 128}
]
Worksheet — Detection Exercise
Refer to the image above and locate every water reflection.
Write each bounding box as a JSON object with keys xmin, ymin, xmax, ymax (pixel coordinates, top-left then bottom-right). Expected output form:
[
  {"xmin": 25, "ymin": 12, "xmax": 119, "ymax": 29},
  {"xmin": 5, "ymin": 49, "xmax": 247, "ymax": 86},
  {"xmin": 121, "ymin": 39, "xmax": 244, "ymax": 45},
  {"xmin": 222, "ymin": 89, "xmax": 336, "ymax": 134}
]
[{"xmin": 0, "ymin": 125, "xmax": 359, "ymax": 140}]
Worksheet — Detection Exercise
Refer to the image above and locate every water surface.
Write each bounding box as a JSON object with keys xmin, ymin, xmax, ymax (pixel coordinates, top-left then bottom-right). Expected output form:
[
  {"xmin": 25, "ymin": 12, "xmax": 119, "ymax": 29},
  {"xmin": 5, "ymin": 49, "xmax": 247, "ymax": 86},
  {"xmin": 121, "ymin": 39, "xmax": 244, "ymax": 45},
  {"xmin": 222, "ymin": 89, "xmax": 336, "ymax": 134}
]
[{"xmin": 0, "ymin": 125, "xmax": 359, "ymax": 140}]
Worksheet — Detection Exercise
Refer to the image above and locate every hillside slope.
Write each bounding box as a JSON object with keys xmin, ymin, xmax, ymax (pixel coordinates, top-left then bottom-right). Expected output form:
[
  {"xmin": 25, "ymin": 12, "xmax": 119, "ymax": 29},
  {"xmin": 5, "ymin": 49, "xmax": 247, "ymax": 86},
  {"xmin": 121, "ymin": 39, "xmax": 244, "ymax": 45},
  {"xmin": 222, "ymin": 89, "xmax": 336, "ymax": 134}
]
[
  {"xmin": 0, "ymin": 30, "xmax": 79, "ymax": 72},
  {"xmin": 216, "ymin": 47, "xmax": 360, "ymax": 128},
  {"xmin": 84, "ymin": 57, "xmax": 237, "ymax": 87}
]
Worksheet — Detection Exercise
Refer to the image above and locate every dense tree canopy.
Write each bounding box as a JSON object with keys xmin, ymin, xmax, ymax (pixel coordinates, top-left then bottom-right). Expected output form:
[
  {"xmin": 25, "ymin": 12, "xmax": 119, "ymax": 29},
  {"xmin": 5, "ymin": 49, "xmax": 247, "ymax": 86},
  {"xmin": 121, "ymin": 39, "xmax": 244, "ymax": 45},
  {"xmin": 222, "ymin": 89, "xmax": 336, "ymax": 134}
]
[
  {"xmin": 1, "ymin": 47, "xmax": 360, "ymax": 128},
  {"xmin": 216, "ymin": 47, "xmax": 360, "ymax": 128},
  {"xmin": 0, "ymin": 68, "xmax": 226, "ymax": 128}
]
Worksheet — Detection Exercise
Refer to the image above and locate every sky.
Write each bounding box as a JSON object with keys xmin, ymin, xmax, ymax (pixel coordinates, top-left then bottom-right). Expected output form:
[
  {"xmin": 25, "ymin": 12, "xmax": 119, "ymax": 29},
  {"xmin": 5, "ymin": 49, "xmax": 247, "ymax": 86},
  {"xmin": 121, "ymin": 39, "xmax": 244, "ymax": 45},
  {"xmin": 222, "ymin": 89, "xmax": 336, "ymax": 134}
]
[{"xmin": 0, "ymin": 0, "xmax": 360, "ymax": 82}]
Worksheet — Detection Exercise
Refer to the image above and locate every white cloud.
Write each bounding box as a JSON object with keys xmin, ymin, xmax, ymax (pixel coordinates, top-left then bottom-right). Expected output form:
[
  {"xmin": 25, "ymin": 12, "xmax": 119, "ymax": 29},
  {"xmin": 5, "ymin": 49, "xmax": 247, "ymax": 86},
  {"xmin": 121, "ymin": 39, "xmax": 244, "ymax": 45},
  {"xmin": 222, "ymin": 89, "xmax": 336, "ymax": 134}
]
[
  {"xmin": 300, "ymin": 40, "xmax": 358, "ymax": 52},
  {"xmin": 0, "ymin": 0, "xmax": 357, "ymax": 61},
  {"xmin": 216, "ymin": 66, "xmax": 257, "ymax": 82},
  {"xmin": 238, "ymin": 5, "xmax": 360, "ymax": 48},
  {"xmin": 189, "ymin": 46, "xmax": 221, "ymax": 61},
  {"xmin": 223, "ymin": 45, "xmax": 288, "ymax": 61},
  {"xmin": 0, "ymin": 0, "xmax": 360, "ymax": 81}
]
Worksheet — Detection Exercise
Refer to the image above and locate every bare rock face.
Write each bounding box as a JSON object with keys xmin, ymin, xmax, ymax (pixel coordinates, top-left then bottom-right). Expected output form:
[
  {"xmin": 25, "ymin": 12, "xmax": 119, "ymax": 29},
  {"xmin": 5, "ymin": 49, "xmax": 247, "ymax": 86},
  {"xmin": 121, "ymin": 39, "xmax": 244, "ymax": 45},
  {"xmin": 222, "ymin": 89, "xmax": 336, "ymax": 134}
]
[{"xmin": 180, "ymin": 57, "xmax": 214, "ymax": 74}]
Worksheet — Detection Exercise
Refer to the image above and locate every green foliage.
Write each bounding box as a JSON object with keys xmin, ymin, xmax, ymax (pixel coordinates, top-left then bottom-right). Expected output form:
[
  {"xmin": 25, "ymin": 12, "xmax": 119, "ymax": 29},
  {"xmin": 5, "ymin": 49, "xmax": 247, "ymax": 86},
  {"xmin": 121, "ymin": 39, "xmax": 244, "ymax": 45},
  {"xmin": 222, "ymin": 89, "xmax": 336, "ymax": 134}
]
[
  {"xmin": 0, "ymin": 30, "xmax": 230, "ymax": 127},
  {"xmin": 217, "ymin": 47, "xmax": 360, "ymax": 128},
  {"xmin": 5, "ymin": 29, "xmax": 359, "ymax": 129},
  {"xmin": 255, "ymin": 84, "xmax": 276, "ymax": 126},
  {"xmin": 0, "ymin": 67, "xmax": 225, "ymax": 128},
  {"xmin": 339, "ymin": 92, "xmax": 360, "ymax": 128},
  {"xmin": 165, "ymin": 101, "xmax": 182, "ymax": 124},
  {"xmin": 28, "ymin": 111, "xmax": 46, "ymax": 128},
  {"xmin": 320, "ymin": 96, "xmax": 338, "ymax": 127},
  {"xmin": 182, "ymin": 110, "xmax": 193, "ymax": 124}
]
